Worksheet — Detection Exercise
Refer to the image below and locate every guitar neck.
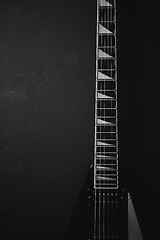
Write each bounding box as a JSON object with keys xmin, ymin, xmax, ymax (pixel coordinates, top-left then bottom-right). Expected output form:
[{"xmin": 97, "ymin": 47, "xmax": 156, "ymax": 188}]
[{"xmin": 94, "ymin": 0, "xmax": 118, "ymax": 190}]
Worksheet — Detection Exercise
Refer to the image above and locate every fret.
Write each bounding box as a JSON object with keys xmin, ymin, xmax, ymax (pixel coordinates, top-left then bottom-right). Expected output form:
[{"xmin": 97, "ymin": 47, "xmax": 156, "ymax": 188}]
[
  {"xmin": 95, "ymin": 186, "xmax": 118, "ymax": 189},
  {"xmin": 96, "ymin": 174, "xmax": 118, "ymax": 179},
  {"xmin": 96, "ymin": 177, "xmax": 118, "ymax": 182},
  {"xmin": 96, "ymin": 147, "xmax": 117, "ymax": 153},
  {"xmin": 97, "ymin": 90, "xmax": 116, "ymax": 93},
  {"xmin": 96, "ymin": 140, "xmax": 117, "ymax": 144},
  {"xmin": 97, "ymin": 93, "xmax": 116, "ymax": 100},
  {"xmin": 97, "ymin": 116, "xmax": 117, "ymax": 120},
  {"xmin": 96, "ymin": 164, "xmax": 118, "ymax": 168},
  {"xmin": 96, "ymin": 172, "xmax": 118, "ymax": 177},
  {"xmin": 97, "ymin": 79, "xmax": 117, "ymax": 82},
  {"xmin": 97, "ymin": 116, "xmax": 117, "ymax": 119},
  {"xmin": 97, "ymin": 80, "xmax": 116, "ymax": 85},
  {"xmin": 99, "ymin": 21, "xmax": 116, "ymax": 23},
  {"xmin": 96, "ymin": 151, "xmax": 117, "ymax": 156},
  {"xmin": 96, "ymin": 124, "xmax": 116, "ymax": 128},
  {"xmin": 96, "ymin": 153, "xmax": 117, "ymax": 157},
  {"xmin": 96, "ymin": 184, "xmax": 118, "ymax": 188},
  {"xmin": 97, "ymin": 94, "xmax": 116, "ymax": 100},
  {"xmin": 97, "ymin": 139, "xmax": 117, "ymax": 144},
  {"xmin": 96, "ymin": 162, "xmax": 118, "ymax": 166},
  {"xmin": 96, "ymin": 175, "xmax": 118, "ymax": 180},
  {"xmin": 98, "ymin": 69, "xmax": 116, "ymax": 71},
  {"xmin": 97, "ymin": 107, "xmax": 117, "ymax": 110},
  {"xmin": 97, "ymin": 112, "xmax": 117, "ymax": 118},
  {"xmin": 96, "ymin": 170, "xmax": 118, "ymax": 175},
  {"xmin": 97, "ymin": 89, "xmax": 117, "ymax": 93},
  {"xmin": 96, "ymin": 170, "xmax": 118, "ymax": 174},
  {"xmin": 96, "ymin": 165, "xmax": 118, "ymax": 169},
  {"xmin": 97, "ymin": 144, "xmax": 117, "ymax": 149},
  {"xmin": 96, "ymin": 141, "xmax": 117, "ymax": 145},
  {"xmin": 97, "ymin": 143, "xmax": 116, "ymax": 147},
  {"xmin": 96, "ymin": 131, "xmax": 117, "ymax": 133},
  {"xmin": 99, "ymin": 46, "xmax": 116, "ymax": 48},
  {"xmin": 96, "ymin": 163, "xmax": 117, "ymax": 167},
  {"xmin": 96, "ymin": 154, "xmax": 117, "ymax": 158},
  {"xmin": 97, "ymin": 90, "xmax": 116, "ymax": 96},
  {"xmin": 95, "ymin": 185, "xmax": 118, "ymax": 188},
  {"xmin": 98, "ymin": 31, "xmax": 116, "ymax": 37},
  {"xmin": 96, "ymin": 166, "xmax": 118, "ymax": 170},
  {"xmin": 96, "ymin": 155, "xmax": 117, "ymax": 158},
  {"xmin": 96, "ymin": 163, "xmax": 118, "ymax": 167},
  {"xmin": 96, "ymin": 155, "xmax": 117, "ymax": 159},
  {"xmin": 96, "ymin": 167, "xmax": 118, "ymax": 172}
]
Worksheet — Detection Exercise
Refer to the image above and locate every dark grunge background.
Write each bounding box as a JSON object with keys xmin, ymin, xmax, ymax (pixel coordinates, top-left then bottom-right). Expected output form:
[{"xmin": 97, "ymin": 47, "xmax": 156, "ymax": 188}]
[{"xmin": 0, "ymin": 0, "xmax": 160, "ymax": 239}]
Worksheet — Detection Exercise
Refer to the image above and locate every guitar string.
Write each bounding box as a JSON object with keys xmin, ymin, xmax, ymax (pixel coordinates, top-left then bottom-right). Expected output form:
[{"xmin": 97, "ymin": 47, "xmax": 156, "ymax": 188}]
[
  {"xmin": 94, "ymin": 1, "xmax": 99, "ymax": 239},
  {"xmin": 111, "ymin": 3, "xmax": 114, "ymax": 238},
  {"xmin": 108, "ymin": 4, "xmax": 110, "ymax": 238},
  {"xmin": 116, "ymin": 1, "xmax": 119, "ymax": 237},
  {"xmin": 99, "ymin": 1, "xmax": 102, "ymax": 238},
  {"xmin": 115, "ymin": 1, "xmax": 118, "ymax": 237},
  {"xmin": 112, "ymin": 2, "xmax": 117, "ymax": 237},
  {"xmin": 103, "ymin": 3, "xmax": 107, "ymax": 240},
  {"xmin": 99, "ymin": 4, "xmax": 105, "ymax": 240},
  {"xmin": 97, "ymin": 2, "xmax": 101, "ymax": 239}
]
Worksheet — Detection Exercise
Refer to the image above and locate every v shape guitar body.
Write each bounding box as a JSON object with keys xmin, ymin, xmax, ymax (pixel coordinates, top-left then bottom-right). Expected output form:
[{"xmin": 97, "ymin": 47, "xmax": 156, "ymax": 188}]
[{"xmin": 64, "ymin": 167, "xmax": 143, "ymax": 240}]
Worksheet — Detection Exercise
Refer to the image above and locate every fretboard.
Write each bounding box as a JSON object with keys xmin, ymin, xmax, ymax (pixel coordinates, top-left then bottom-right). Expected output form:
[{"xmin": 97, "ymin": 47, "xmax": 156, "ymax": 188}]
[{"xmin": 94, "ymin": 0, "xmax": 118, "ymax": 189}]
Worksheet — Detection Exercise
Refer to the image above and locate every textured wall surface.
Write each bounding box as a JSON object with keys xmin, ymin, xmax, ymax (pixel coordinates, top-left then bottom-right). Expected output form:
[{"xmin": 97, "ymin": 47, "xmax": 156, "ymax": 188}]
[{"xmin": 0, "ymin": 1, "xmax": 160, "ymax": 239}]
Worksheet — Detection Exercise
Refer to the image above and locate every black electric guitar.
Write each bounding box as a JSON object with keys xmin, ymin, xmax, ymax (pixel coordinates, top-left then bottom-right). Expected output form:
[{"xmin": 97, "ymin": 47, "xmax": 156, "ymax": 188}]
[{"xmin": 64, "ymin": 1, "xmax": 143, "ymax": 239}]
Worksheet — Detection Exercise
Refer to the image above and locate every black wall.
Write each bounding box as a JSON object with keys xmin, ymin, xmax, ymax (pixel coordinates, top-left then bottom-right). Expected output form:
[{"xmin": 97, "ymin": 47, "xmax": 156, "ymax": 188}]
[{"xmin": 0, "ymin": 0, "xmax": 160, "ymax": 239}]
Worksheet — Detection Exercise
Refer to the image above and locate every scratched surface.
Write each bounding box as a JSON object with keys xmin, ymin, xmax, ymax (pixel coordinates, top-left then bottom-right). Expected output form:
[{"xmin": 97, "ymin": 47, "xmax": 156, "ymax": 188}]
[
  {"xmin": 0, "ymin": 0, "xmax": 160, "ymax": 240},
  {"xmin": 0, "ymin": 0, "xmax": 96, "ymax": 239}
]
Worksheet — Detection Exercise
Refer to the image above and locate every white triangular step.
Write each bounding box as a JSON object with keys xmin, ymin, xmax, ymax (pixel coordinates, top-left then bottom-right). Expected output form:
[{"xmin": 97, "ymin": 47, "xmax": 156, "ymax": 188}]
[
  {"xmin": 97, "ymin": 141, "xmax": 113, "ymax": 146},
  {"xmin": 98, "ymin": 71, "xmax": 113, "ymax": 80},
  {"xmin": 96, "ymin": 166, "xmax": 116, "ymax": 171},
  {"xmin": 97, "ymin": 119, "xmax": 114, "ymax": 125},
  {"xmin": 97, "ymin": 176, "xmax": 116, "ymax": 181},
  {"xmin": 99, "ymin": 0, "xmax": 113, "ymax": 7},
  {"xmin": 98, "ymin": 92, "xmax": 113, "ymax": 99},
  {"xmin": 99, "ymin": 24, "xmax": 113, "ymax": 34},
  {"xmin": 96, "ymin": 155, "xmax": 114, "ymax": 159},
  {"xmin": 98, "ymin": 49, "xmax": 112, "ymax": 58}
]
